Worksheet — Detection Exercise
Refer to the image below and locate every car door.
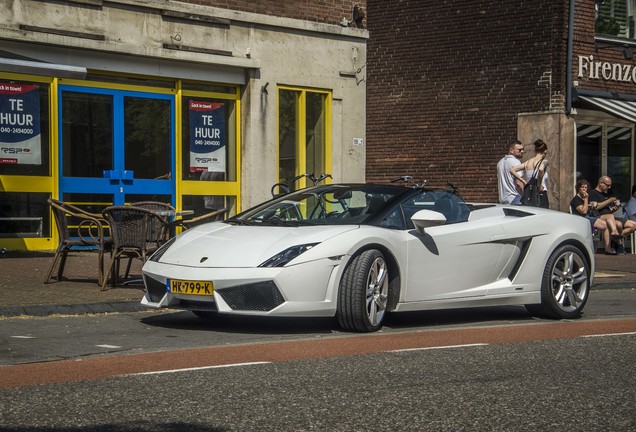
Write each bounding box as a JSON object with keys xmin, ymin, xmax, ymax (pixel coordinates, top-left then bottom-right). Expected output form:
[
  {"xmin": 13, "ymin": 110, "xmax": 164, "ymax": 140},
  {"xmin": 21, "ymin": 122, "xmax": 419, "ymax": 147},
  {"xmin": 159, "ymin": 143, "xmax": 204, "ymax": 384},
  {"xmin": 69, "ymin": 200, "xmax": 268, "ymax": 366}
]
[{"xmin": 401, "ymin": 192, "xmax": 508, "ymax": 302}]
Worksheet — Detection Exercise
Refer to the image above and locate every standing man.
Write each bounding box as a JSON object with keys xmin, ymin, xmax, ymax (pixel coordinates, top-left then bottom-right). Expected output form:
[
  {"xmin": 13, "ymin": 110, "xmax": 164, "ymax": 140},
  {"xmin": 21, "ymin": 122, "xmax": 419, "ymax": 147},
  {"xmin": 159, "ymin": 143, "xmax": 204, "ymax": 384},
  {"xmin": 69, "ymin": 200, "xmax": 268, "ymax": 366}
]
[{"xmin": 497, "ymin": 140, "xmax": 525, "ymax": 205}]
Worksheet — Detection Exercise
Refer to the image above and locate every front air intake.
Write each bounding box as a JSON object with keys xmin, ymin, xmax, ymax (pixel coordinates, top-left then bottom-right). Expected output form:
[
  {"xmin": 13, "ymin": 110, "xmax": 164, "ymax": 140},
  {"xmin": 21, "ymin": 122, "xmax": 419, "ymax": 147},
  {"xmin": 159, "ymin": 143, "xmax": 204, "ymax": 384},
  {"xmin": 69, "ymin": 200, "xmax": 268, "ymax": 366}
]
[
  {"xmin": 216, "ymin": 281, "xmax": 285, "ymax": 311},
  {"xmin": 144, "ymin": 275, "xmax": 168, "ymax": 302}
]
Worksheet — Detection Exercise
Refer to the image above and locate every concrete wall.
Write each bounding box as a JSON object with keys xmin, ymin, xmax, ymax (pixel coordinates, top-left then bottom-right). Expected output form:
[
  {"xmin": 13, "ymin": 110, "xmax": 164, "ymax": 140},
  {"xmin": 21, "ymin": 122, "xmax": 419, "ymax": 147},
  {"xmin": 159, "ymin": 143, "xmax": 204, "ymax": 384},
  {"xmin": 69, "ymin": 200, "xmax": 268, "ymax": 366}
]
[
  {"xmin": 517, "ymin": 112, "xmax": 576, "ymax": 211},
  {"xmin": 0, "ymin": 0, "xmax": 368, "ymax": 208},
  {"xmin": 238, "ymin": 20, "xmax": 368, "ymax": 206}
]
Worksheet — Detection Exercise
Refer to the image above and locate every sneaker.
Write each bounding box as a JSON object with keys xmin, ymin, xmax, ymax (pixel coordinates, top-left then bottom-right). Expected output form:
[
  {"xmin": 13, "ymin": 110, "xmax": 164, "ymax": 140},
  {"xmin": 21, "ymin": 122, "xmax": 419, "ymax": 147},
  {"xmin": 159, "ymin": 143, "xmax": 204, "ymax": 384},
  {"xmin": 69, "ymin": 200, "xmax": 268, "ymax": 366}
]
[
  {"xmin": 616, "ymin": 244, "xmax": 627, "ymax": 255},
  {"xmin": 605, "ymin": 248, "xmax": 617, "ymax": 255}
]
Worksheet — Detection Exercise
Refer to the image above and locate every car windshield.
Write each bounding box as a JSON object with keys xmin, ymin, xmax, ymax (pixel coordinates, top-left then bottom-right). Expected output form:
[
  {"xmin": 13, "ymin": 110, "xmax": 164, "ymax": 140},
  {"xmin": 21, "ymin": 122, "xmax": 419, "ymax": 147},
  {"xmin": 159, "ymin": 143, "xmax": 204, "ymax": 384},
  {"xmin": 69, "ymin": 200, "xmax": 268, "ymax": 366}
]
[{"xmin": 230, "ymin": 184, "xmax": 409, "ymax": 226}]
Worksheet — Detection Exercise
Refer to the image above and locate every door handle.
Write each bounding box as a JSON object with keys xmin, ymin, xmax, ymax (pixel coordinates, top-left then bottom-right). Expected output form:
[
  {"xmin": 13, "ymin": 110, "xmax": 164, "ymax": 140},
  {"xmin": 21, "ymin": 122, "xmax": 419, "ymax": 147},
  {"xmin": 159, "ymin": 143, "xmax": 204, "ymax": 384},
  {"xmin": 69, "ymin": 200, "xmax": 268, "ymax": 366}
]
[
  {"xmin": 103, "ymin": 170, "xmax": 134, "ymax": 181},
  {"xmin": 103, "ymin": 170, "xmax": 120, "ymax": 180}
]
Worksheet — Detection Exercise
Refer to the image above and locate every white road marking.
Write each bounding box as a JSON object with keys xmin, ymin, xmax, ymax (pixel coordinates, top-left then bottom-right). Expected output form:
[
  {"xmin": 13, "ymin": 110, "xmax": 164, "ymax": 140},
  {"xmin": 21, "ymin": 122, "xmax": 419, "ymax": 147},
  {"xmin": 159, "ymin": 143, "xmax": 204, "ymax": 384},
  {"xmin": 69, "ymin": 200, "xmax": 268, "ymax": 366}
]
[
  {"xmin": 10, "ymin": 335, "xmax": 35, "ymax": 339},
  {"xmin": 390, "ymin": 343, "xmax": 489, "ymax": 353},
  {"xmin": 131, "ymin": 361, "xmax": 272, "ymax": 376},
  {"xmin": 581, "ymin": 332, "xmax": 636, "ymax": 338},
  {"xmin": 95, "ymin": 344, "xmax": 122, "ymax": 349}
]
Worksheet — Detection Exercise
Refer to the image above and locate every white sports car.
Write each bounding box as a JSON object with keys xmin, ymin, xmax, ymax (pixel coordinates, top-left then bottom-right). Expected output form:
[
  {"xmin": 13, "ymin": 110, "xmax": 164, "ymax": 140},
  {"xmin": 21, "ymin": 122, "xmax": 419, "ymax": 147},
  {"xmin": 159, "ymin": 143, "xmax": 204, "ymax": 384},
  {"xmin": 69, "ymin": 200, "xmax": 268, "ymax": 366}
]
[{"xmin": 141, "ymin": 183, "xmax": 595, "ymax": 332}]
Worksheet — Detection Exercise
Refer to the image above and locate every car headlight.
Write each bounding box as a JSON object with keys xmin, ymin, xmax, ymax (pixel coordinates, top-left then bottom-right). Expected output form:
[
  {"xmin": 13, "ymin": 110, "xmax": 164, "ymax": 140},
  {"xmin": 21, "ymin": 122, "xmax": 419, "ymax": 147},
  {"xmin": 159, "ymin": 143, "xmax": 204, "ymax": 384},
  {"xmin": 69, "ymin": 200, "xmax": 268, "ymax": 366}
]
[
  {"xmin": 258, "ymin": 243, "xmax": 319, "ymax": 267},
  {"xmin": 149, "ymin": 236, "xmax": 177, "ymax": 262}
]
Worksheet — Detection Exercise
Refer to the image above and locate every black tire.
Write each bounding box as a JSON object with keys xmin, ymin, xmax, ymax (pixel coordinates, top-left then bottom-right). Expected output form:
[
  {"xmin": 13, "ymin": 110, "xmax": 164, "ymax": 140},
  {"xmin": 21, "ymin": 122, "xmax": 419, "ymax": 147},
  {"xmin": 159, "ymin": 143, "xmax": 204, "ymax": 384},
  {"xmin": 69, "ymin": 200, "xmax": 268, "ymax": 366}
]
[
  {"xmin": 337, "ymin": 249, "xmax": 389, "ymax": 332},
  {"xmin": 525, "ymin": 244, "xmax": 590, "ymax": 319}
]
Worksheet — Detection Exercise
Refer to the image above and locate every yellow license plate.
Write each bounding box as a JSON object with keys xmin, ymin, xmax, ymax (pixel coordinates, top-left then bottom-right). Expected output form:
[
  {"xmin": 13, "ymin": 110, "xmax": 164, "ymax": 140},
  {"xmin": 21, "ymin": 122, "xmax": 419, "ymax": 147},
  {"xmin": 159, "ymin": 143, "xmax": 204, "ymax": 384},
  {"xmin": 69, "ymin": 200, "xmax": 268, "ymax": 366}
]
[{"xmin": 169, "ymin": 279, "xmax": 214, "ymax": 296}]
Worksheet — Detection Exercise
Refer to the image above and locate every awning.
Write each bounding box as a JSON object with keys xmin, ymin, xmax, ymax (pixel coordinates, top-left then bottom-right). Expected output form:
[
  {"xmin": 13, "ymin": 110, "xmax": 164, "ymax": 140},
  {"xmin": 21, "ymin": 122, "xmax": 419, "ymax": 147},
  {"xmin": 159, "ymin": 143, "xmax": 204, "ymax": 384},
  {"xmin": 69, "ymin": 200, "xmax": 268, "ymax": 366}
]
[{"xmin": 577, "ymin": 95, "xmax": 636, "ymax": 123}]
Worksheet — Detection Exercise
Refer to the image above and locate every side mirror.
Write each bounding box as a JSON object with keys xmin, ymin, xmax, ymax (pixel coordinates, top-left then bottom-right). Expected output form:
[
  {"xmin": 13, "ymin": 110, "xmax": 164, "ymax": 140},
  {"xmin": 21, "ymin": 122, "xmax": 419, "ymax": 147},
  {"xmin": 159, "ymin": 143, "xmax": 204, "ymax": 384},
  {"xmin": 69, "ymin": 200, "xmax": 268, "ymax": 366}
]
[{"xmin": 411, "ymin": 209, "xmax": 446, "ymax": 235}]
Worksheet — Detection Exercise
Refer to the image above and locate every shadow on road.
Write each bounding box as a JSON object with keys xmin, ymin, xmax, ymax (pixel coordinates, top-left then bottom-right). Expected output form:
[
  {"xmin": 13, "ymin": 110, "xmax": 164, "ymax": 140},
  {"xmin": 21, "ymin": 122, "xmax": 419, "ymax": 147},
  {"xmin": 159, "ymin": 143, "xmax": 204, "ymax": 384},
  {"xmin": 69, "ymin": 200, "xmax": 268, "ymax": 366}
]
[{"xmin": 140, "ymin": 305, "xmax": 537, "ymax": 335}]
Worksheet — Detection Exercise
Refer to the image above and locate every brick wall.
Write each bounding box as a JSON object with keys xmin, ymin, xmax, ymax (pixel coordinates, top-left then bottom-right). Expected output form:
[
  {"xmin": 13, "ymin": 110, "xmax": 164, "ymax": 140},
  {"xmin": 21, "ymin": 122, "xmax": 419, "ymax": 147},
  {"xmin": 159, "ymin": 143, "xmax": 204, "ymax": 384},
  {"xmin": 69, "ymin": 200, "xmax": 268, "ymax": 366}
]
[
  {"xmin": 366, "ymin": 0, "xmax": 568, "ymax": 202},
  {"xmin": 178, "ymin": 0, "xmax": 367, "ymax": 27},
  {"xmin": 572, "ymin": 0, "xmax": 636, "ymax": 95}
]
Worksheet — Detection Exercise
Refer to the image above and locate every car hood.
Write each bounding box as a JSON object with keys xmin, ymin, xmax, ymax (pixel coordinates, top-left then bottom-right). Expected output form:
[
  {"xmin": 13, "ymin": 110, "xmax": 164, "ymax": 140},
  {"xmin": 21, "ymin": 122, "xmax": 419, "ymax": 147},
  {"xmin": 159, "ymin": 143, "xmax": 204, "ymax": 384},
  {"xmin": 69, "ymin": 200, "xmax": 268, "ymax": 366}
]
[{"xmin": 157, "ymin": 222, "xmax": 359, "ymax": 267}]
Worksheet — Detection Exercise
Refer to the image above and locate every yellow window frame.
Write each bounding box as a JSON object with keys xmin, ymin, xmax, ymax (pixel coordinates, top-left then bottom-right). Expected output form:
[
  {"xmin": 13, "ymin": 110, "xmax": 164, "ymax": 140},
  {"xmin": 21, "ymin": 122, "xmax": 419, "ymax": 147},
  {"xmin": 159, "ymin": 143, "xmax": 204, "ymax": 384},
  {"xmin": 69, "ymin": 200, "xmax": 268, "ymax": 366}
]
[{"xmin": 277, "ymin": 85, "xmax": 332, "ymax": 190}]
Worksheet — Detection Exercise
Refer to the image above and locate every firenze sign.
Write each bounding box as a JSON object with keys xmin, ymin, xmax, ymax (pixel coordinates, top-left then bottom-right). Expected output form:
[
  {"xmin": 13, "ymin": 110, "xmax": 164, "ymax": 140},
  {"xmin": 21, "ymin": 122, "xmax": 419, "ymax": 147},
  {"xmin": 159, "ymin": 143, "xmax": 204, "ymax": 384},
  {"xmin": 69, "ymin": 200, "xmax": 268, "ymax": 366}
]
[
  {"xmin": 578, "ymin": 55, "xmax": 636, "ymax": 84},
  {"xmin": 0, "ymin": 82, "xmax": 41, "ymax": 165}
]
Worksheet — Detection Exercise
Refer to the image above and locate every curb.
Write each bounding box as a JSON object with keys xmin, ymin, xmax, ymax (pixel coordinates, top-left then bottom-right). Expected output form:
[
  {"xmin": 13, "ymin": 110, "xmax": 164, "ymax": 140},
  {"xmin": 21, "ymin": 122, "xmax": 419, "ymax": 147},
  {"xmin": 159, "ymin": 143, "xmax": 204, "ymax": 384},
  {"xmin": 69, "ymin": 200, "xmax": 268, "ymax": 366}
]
[
  {"xmin": 592, "ymin": 281, "xmax": 636, "ymax": 290},
  {"xmin": 0, "ymin": 301, "xmax": 148, "ymax": 318}
]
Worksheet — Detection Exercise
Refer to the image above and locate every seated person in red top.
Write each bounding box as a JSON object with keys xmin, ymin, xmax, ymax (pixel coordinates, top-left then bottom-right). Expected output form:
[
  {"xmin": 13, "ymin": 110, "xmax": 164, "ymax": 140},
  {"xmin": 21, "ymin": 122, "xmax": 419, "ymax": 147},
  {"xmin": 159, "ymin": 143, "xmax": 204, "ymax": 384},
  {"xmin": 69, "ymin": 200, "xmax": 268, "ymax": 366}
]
[
  {"xmin": 570, "ymin": 180, "xmax": 612, "ymax": 253},
  {"xmin": 588, "ymin": 175, "xmax": 636, "ymax": 254}
]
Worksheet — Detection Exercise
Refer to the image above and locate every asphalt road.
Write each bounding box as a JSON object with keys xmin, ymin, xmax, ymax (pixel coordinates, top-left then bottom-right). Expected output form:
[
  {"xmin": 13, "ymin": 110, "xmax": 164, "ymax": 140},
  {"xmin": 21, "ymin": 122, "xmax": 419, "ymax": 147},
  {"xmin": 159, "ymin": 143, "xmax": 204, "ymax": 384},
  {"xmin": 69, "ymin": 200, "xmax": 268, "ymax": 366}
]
[
  {"xmin": 1, "ymin": 334, "xmax": 634, "ymax": 431},
  {"xmin": 2, "ymin": 288, "xmax": 635, "ymax": 367},
  {"xmin": 0, "ymin": 289, "xmax": 634, "ymax": 431}
]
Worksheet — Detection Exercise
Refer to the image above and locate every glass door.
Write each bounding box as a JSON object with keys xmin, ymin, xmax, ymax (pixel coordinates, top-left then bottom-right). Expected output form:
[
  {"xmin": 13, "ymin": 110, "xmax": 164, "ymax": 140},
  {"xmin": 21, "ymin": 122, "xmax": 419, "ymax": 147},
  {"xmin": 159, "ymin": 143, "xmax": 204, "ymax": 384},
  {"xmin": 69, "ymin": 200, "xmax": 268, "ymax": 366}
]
[
  {"xmin": 58, "ymin": 86, "xmax": 174, "ymax": 209},
  {"xmin": 576, "ymin": 122, "xmax": 633, "ymax": 201}
]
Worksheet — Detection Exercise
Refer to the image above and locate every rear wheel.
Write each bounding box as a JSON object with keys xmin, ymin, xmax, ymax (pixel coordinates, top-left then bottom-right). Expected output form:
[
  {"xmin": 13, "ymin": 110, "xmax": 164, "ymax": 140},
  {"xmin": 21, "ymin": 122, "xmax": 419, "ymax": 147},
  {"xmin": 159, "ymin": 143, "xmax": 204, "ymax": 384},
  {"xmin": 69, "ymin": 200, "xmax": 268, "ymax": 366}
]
[
  {"xmin": 337, "ymin": 249, "xmax": 389, "ymax": 332},
  {"xmin": 526, "ymin": 244, "xmax": 590, "ymax": 319}
]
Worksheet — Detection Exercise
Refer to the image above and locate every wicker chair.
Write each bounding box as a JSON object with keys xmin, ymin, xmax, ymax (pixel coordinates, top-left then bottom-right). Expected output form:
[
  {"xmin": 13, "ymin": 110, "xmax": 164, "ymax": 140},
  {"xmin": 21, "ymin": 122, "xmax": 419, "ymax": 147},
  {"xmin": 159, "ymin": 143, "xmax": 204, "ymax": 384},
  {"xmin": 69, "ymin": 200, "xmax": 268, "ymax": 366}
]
[
  {"xmin": 45, "ymin": 198, "xmax": 111, "ymax": 286},
  {"xmin": 101, "ymin": 205, "xmax": 167, "ymax": 290},
  {"xmin": 130, "ymin": 201, "xmax": 175, "ymax": 248}
]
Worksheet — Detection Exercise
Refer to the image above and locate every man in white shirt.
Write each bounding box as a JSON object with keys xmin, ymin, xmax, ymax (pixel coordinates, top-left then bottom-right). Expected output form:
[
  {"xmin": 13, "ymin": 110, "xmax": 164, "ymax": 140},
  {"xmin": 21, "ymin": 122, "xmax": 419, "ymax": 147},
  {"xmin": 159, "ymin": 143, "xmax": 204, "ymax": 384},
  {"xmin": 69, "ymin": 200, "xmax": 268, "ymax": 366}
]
[{"xmin": 497, "ymin": 140, "xmax": 525, "ymax": 205}]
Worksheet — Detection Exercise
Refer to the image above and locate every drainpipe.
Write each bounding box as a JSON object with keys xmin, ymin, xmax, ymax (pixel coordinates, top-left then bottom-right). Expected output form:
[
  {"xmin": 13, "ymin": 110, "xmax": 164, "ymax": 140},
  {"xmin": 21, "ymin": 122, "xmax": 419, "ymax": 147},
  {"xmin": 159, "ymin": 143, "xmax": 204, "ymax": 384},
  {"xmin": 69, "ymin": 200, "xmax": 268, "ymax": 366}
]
[{"xmin": 566, "ymin": 0, "xmax": 575, "ymax": 115}]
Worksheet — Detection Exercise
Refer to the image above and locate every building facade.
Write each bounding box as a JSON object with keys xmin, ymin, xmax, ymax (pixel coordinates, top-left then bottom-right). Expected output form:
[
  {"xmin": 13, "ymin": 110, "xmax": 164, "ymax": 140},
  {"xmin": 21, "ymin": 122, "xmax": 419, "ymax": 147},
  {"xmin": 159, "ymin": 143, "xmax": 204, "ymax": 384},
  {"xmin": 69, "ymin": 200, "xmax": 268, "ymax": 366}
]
[
  {"xmin": 0, "ymin": 0, "xmax": 368, "ymax": 251},
  {"xmin": 366, "ymin": 0, "xmax": 635, "ymax": 213}
]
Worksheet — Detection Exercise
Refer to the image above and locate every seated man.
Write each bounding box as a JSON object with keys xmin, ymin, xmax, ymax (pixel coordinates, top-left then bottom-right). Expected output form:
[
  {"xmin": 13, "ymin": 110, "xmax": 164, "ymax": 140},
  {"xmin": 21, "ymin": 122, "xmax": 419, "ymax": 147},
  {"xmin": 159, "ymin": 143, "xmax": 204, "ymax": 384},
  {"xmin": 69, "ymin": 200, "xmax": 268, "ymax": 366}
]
[
  {"xmin": 570, "ymin": 179, "xmax": 610, "ymax": 253},
  {"xmin": 589, "ymin": 176, "xmax": 636, "ymax": 254}
]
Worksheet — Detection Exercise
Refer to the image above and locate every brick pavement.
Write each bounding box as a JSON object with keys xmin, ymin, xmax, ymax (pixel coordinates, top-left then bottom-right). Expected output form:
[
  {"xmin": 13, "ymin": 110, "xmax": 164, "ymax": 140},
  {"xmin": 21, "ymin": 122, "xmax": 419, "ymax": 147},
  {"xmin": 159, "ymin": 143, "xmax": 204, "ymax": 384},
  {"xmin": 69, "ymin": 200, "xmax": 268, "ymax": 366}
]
[
  {"xmin": 0, "ymin": 249, "xmax": 634, "ymax": 317},
  {"xmin": 0, "ymin": 250, "xmax": 146, "ymax": 316}
]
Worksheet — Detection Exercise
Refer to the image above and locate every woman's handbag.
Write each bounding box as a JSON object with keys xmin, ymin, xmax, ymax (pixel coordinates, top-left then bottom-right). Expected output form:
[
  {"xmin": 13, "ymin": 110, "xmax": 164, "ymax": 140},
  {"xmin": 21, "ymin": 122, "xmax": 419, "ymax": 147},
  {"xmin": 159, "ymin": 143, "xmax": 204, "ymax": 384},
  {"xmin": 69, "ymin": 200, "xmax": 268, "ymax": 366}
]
[
  {"xmin": 521, "ymin": 177, "xmax": 540, "ymax": 207},
  {"xmin": 521, "ymin": 156, "xmax": 547, "ymax": 208}
]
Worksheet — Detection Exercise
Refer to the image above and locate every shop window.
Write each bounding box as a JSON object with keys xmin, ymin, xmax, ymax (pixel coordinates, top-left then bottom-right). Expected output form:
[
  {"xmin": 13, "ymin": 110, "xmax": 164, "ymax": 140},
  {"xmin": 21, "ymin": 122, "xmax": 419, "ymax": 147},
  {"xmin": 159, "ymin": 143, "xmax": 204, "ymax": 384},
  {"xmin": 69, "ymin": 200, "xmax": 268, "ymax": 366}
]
[
  {"xmin": 576, "ymin": 123, "xmax": 634, "ymax": 201},
  {"xmin": 124, "ymin": 97, "xmax": 171, "ymax": 180},
  {"xmin": 596, "ymin": 0, "xmax": 636, "ymax": 39},
  {"xmin": 181, "ymin": 195, "xmax": 236, "ymax": 218},
  {"xmin": 278, "ymin": 87, "xmax": 330, "ymax": 190},
  {"xmin": 61, "ymin": 91, "xmax": 113, "ymax": 177},
  {"xmin": 181, "ymin": 97, "xmax": 236, "ymax": 182},
  {"xmin": 0, "ymin": 80, "xmax": 50, "ymax": 176},
  {"xmin": 0, "ymin": 192, "xmax": 50, "ymax": 238}
]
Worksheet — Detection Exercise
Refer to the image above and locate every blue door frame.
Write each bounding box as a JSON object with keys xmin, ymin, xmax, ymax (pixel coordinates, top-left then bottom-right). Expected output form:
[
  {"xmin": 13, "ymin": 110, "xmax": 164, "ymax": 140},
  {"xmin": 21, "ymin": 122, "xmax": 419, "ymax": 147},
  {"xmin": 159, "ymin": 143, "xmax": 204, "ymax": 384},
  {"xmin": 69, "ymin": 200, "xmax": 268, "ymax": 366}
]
[{"xmin": 58, "ymin": 85, "xmax": 176, "ymax": 205}]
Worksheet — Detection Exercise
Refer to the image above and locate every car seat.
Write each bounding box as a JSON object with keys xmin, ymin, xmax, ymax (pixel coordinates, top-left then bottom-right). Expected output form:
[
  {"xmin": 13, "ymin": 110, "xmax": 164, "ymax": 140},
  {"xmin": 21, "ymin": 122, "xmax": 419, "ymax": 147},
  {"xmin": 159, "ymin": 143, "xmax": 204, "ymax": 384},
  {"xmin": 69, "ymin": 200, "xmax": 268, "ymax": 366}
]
[{"xmin": 432, "ymin": 196, "xmax": 457, "ymax": 223}]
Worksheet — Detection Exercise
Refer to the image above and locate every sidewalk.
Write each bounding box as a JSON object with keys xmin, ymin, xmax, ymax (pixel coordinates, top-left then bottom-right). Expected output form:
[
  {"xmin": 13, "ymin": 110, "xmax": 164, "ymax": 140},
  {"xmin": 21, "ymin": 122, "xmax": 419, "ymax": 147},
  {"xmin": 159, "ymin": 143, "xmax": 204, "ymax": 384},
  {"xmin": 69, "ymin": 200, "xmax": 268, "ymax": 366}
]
[
  {"xmin": 0, "ymin": 251, "xmax": 147, "ymax": 317},
  {"xmin": 0, "ymin": 250, "xmax": 634, "ymax": 318}
]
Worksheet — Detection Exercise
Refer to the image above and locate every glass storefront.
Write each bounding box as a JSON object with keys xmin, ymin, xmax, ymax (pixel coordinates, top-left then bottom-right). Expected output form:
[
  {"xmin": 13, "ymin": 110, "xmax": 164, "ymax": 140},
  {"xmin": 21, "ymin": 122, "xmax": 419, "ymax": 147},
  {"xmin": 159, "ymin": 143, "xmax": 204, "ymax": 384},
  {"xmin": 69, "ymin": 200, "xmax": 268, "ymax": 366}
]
[
  {"xmin": 576, "ymin": 122, "xmax": 634, "ymax": 201},
  {"xmin": 0, "ymin": 72, "xmax": 240, "ymax": 250}
]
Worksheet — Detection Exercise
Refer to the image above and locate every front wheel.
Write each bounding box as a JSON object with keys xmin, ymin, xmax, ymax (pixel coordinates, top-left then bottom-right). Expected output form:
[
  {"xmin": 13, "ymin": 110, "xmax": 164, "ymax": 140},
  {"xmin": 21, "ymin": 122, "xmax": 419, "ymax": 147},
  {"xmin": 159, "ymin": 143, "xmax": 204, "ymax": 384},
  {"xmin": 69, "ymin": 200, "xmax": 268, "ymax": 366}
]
[
  {"xmin": 337, "ymin": 249, "xmax": 389, "ymax": 332},
  {"xmin": 526, "ymin": 244, "xmax": 590, "ymax": 319}
]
